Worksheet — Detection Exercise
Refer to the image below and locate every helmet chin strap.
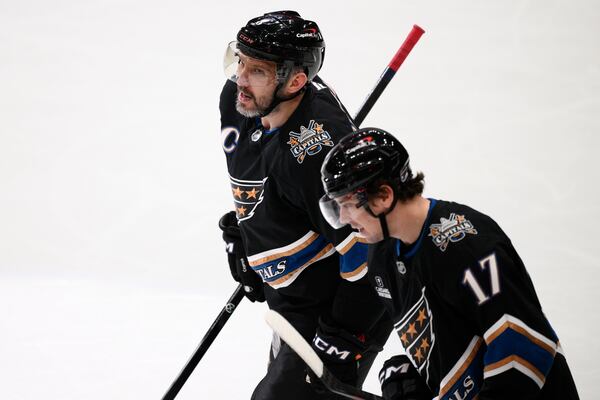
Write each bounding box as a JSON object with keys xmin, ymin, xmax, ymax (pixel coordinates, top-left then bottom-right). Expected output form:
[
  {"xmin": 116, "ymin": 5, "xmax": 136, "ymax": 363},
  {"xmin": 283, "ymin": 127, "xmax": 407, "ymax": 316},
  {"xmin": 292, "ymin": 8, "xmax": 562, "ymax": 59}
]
[
  {"xmin": 365, "ymin": 192, "xmax": 398, "ymax": 241},
  {"xmin": 379, "ymin": 213, "xmax": 390, "ymax": 240},
  {"xmin": 259, "ymin": 64, "xmax": 307, "ymax": 117},
  {"xmin": 260, "ymin": 82, "xmax": 305, "ymax": 117}
]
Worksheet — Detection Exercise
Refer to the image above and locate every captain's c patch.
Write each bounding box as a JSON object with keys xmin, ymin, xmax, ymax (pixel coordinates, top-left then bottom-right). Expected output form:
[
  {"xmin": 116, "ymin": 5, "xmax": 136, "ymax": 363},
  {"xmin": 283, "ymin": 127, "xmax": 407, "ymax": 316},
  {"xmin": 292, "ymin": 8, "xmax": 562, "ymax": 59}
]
[{"xmin": 221, "ymin": 126, "xmax": 240, "ymax": 153}]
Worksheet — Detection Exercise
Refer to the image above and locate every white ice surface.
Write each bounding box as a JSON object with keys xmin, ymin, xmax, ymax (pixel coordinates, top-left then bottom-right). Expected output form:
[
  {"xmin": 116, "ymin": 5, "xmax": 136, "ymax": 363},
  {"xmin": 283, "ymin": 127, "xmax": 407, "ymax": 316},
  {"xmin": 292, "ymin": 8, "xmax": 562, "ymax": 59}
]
[{"xmin": 1, "ymin": 0, "xmax": 599, "ymax": 399}]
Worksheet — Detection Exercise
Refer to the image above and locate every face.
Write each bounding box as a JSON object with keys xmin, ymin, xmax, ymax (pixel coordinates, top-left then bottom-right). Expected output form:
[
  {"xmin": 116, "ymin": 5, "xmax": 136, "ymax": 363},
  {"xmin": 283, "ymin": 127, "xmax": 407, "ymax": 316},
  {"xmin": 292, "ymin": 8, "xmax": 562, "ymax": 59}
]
[
  {"xmin": 335, "ymin": 193, "xmax": 384, "ymax": 243},
  {"xmin": 235, "ymin": 53, "xmax": 279, "ymax": 117}
]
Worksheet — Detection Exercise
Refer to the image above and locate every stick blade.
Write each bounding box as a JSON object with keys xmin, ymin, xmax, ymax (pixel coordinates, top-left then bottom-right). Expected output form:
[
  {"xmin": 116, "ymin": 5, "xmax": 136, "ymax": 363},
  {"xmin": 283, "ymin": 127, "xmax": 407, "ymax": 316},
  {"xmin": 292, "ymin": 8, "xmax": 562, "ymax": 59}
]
[
  {"xmin": 264, "ymin": 309, "xmax": 324, "ymax": 377},
  {"xmin": 264, "ymin": 310, "xmax": 384, "ymax": 400}
]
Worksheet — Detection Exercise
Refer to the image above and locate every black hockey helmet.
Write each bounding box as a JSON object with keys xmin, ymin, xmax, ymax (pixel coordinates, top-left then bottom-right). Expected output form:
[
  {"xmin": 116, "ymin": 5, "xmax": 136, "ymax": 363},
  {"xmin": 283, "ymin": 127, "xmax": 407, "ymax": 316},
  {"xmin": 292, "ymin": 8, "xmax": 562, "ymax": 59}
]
[
  {"xmin": 226, "ymin": 10, "xmax": 325, "ymax": 82},
  {"xmin": 319, "ymin": 128, "xmax": 412, "ymax": 229},
  {"xmin": 321, "ymin": 128, "xmax": 411, "ymax": 199}
]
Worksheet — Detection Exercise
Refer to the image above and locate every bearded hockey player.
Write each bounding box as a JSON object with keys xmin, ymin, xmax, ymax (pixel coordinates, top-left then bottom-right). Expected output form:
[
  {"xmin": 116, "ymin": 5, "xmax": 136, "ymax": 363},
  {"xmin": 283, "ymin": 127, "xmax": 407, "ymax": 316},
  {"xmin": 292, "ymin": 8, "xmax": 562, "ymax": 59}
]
[
  {"xmin": 319, "ymin": 127, "xmax": 579, "ymax": 400},
  {"xmin": 218, "ymin": 11, "xmax": 392, "ymax": 399}
]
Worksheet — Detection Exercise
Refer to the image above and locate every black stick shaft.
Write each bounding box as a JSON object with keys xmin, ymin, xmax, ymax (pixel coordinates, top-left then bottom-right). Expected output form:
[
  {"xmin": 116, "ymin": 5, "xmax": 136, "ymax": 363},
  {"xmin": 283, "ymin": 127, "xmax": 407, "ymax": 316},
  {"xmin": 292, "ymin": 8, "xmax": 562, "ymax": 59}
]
[
  {"xmin": 161, "ymin": 284, "xmax": 245, "ymax": 400},
  {"xmin": 354, "ymin": 25, "xmax": 425, "ymax": 127},
  {"xmin": 322, "ymin": 368, "xmax": 383, "ymax": 400}
]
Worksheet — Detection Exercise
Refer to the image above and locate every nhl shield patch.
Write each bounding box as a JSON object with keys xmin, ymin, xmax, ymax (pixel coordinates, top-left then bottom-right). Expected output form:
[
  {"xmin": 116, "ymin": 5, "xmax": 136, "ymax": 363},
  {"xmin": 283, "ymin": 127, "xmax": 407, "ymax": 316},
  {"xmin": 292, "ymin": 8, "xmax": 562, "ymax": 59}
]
[
  {"xmin": 230, "ymin": 176, "xmax": 267, "ymax": 221},
  {"xmin": 395, "ymin": 288, "xmax": 435, "ymax": 374},
  {"xmin": 428, "ymin": 213, "xmax": 478, "ymax": 252},
  {"xmin": 287, "ymin": 120, "xmax": 334, "ymax": 164}
]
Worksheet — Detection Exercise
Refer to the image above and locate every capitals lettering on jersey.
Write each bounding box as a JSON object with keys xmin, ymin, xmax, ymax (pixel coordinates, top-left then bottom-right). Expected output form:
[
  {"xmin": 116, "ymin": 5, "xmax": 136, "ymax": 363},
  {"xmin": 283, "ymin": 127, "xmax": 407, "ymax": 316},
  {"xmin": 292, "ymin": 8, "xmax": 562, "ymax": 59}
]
[
  {"xmin": 287, "ymin": 120, "xmax": 334, "ymax": 164},
  {"xmin": 438, "ymin": 336, "xmax": 485, "ymax": 400},
  {"xmin": 254, "ymin": 260, "xmax": 287, "ymax": 281},
  {"xmin": 395, "ymin": 288, "xmax": 435, "ymax": 378},
  {"xmin": 247, "ymin": 231, "xmax": 337, "ymax": 289},
  {"xmin": 428, "ymin": 213, "xmax": 478, "ymax": 252},
  {"xmin": 230, "ymin": 176, "xmax": 267, "ymax": 221}
]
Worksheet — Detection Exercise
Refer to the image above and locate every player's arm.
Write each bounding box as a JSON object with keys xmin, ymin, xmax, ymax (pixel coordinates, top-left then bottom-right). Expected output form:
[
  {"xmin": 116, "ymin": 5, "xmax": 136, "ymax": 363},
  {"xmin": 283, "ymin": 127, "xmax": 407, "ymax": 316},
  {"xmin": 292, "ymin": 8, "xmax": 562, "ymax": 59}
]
[
  {"xmin": 280, "ymin": 128, "xmax": 386, "ymax": 333},
  {"xmin": 277, "ymin": 119, "xmax": 386, "ymax": 386},
  {"xmin": 445, "ymin": 241, "xmax": 562, "ymax": 400}
]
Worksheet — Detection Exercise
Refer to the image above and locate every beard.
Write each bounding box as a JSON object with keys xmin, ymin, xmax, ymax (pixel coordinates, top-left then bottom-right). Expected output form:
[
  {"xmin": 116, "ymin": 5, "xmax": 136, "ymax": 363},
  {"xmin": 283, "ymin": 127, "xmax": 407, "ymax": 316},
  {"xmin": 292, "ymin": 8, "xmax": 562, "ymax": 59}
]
[{"xmin": 235, "ymin": 87, "xmax": 274, "ymax": 118}]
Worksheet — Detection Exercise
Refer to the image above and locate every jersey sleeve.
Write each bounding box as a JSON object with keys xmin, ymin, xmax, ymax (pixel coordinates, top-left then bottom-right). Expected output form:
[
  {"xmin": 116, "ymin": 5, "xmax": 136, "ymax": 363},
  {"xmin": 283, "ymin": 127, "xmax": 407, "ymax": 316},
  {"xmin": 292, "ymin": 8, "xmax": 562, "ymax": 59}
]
[
  {"xmin": 439, "ymin": 238, "xmax": 561, "ymax": 400},
  {"xmin": 274, "ymin": 96, "xmax": 386, "ymax": 334},
  {"xmin": 277, "ymin": 122, "xmax": 368, "ymax": 282},
  {"xmin": 275, "ymin": 81, "xmax": 367, "ymax": 282}
]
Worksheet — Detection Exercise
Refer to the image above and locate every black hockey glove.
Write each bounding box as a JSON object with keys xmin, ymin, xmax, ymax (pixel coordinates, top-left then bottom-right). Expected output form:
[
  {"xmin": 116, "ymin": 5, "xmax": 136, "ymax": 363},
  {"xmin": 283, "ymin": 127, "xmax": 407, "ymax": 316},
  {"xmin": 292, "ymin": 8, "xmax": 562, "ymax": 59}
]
[
  {"xmin": 218, "ymin": 211, "xmax": 265, "ymax": 303},
  {"xmin": 379, "ymin": 355, "xmax": 432, "ymax": 400},
  {"xmin": 308, "ymin": 316, "xmax": 376, "ymax": 394}
]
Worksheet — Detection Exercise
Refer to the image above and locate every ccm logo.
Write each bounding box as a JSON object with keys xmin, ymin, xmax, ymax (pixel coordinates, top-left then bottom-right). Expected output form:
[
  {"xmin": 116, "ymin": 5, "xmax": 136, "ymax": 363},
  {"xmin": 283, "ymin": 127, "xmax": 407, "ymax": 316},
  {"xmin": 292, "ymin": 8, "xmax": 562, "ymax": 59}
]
[
  {"xmin": 312, "ymin": 336, "xmax": 351, "ymax": 360},
  {"xmin": 378, "ymin": 363, "xmax": 411, "ymax": 384}
]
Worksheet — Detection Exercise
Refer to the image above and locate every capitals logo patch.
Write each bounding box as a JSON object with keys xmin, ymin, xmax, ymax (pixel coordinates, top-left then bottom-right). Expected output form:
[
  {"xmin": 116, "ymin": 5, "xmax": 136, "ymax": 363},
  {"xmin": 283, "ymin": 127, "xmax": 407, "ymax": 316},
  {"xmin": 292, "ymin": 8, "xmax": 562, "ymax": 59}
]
[
  {"xmin": 428, "ymin": 213, "xmax": 478, "ymax": 252},
  {"xmin": 287, "ymin": 120, "xmax": 334, "ymax": 164},
  {"xmin": 395, "ymin": 288, "xmax": 435, "ymax": 377},
  {"xmin": 230, "ymin": 176, "xmax": 267, "ymax": 221}
]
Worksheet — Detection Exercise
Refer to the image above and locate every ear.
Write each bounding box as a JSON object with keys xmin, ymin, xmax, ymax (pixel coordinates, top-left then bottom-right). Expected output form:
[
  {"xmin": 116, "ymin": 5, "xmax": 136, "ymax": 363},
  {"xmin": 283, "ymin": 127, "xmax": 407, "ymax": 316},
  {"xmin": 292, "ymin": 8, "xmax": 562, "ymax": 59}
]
[
  {"xmin": 368, "ymin": 185, "xmax": 394, "ymax": 214},
  {"xmin": 284, "ymin": 71, "xmax": 308, "ymax": 95}
]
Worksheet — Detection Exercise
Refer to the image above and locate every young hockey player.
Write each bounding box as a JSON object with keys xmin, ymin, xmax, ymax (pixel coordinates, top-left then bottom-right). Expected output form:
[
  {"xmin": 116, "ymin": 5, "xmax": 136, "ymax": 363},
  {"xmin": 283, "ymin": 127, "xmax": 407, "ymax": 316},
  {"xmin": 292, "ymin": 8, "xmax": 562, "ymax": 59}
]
[
  {"xmin": 319, "ymin": 127, "xmax": 579, "ymax": 400},
  {"xmin": 218, "ymin": 11, "xmax": 391, "ymax": 399}
]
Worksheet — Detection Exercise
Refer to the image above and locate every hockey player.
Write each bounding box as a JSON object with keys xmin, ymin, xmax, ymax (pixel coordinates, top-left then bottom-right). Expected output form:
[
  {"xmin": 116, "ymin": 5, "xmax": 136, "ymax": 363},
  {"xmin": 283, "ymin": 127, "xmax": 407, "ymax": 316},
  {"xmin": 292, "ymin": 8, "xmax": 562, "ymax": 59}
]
[
  {"xmin": 319, "ymin": 127, "xmax": 579, "ymax": 400},
  {"xmin": 218, "ymin": 11, "xmax": 392, "ymax": 399}
]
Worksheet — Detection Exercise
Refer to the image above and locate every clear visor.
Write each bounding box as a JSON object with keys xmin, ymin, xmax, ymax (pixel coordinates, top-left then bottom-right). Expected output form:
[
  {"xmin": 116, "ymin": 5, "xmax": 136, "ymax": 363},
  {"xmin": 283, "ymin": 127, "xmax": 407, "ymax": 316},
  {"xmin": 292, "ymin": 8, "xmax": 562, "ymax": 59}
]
[
  {"xmin": 223, "ymin": 41, "xmax": 280, "ymax": 87},
  {"xmin": 319, "ymin": 194, "xmax": 348, "ymax": 229}
]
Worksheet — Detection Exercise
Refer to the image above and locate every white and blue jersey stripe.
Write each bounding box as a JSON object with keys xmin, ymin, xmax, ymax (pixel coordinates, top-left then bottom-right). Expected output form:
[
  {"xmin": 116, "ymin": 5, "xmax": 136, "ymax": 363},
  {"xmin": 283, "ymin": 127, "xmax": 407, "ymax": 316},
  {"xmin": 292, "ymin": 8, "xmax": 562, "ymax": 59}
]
[{"xmin": 247, "ymin": 231, "xmax": 366, "ymax": 289}]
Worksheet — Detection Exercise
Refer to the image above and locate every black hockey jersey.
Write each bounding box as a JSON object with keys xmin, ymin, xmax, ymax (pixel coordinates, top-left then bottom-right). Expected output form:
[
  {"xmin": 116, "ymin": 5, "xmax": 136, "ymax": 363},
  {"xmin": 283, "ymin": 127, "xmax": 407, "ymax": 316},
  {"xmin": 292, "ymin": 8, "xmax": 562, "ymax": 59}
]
[
  {"xmin": 368, "ymin": 199, "xmax": 578, "ymax": 400},
  {"xmin": 219, "ymin": 78, "xmax": 369, "ymax": 300}
]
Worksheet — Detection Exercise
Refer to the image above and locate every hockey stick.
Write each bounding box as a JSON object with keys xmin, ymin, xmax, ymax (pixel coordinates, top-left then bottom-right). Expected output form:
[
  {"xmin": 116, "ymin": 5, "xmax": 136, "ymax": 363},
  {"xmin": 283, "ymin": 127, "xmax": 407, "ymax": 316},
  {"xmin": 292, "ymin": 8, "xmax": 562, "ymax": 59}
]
[
  {"xmin": 260, "ymin": 29, "xmax": 425, "ymax": 400},
  {"xmin": 354, "ymin": 25, "xmax": 425, "ymax": 127},
  {"xmin": 265, "ymin": 310, "xmax": 384, "ymax": 400},
  {"xmin": 161, "ymin": 24, "xmax": 424, "ymax": 400},
  {"xmin": 161, "ymin": 284, "xmax": 245, "ymax": 400}
]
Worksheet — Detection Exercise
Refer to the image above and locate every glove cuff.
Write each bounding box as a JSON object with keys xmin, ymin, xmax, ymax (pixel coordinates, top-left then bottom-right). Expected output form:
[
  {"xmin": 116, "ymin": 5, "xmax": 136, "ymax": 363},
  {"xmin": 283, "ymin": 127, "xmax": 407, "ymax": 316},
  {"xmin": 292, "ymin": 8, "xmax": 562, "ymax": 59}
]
[{"xmin": 312, "ymin": 316, "xmax": 368, "ymax": 364}]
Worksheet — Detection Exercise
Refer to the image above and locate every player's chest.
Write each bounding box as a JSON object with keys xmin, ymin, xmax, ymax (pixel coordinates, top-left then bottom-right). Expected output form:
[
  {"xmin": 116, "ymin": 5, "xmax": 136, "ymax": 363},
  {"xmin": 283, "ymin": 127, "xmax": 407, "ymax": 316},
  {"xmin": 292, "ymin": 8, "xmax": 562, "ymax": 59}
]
[{"xmin": 222, "ymin": 127, "xmax": 279, "ymax": 180}]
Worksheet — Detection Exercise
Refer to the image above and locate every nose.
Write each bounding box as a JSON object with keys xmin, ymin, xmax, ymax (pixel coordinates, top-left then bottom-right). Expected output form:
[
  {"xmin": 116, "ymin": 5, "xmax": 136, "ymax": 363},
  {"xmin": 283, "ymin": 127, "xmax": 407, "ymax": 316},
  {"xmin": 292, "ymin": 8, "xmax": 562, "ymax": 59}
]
[
  {"xmin": 236, "ymin": 63, "xmax": 251, "ymax": 86},
  {"xmin": 237, "ymin": 69, "xmax": 250, "ymax": 87},
  {"xmin": 338, "ymin": 206, "xmax": 352, "ymax": 225}
]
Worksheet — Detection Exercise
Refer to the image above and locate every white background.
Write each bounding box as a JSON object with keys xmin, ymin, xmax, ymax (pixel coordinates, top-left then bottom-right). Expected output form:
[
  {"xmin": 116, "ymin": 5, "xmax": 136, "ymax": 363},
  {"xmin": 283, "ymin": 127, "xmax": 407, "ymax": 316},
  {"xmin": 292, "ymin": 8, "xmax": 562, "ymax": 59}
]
[{"xmin": 1, "ymin": 0, "xmax": 598, "ymax": 398}]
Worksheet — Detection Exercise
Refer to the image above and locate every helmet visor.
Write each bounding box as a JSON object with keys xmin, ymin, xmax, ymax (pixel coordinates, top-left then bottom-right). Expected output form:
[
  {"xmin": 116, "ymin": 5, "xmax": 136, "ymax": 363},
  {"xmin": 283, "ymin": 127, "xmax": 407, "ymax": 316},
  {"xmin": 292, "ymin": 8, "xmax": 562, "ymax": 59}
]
[
  {"xmin": 319, "ymin": 194, "xmax": 348, "ymax": 229},
  {"xmin": 223, "ymin": 41, "xmax": 279, "ymax": 87}
]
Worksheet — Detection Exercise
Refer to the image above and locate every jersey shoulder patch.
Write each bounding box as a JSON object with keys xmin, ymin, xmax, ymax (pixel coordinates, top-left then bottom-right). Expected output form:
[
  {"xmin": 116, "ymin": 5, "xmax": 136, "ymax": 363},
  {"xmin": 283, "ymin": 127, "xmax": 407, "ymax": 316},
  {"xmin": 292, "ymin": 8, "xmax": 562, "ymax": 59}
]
[
  {"xmin": 285, "ymin": 119, "xmax": 335, "ymax": 164},
  {"xmin": 428, "ymin": 212, "xmax": 478, "ymax": 252}
]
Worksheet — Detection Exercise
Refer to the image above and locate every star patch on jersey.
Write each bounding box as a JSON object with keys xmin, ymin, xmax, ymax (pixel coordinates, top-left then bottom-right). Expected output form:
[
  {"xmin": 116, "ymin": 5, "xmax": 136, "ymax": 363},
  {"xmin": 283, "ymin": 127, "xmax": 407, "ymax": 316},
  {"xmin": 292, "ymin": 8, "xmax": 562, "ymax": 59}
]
[
  {"xmin": 428, "ymin": 213, "xmax": 478, "ymax": 252},
  {"xmin": 394, "ymin": 288, "xmax": 435, "ymax": 374},
  {"xmin": 229, "ymin": 176, "xmax": 267, "ymax": 221},
  {"xmin": 287, "ymin": 120, "xmax": 334, "ymax": 164}
]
